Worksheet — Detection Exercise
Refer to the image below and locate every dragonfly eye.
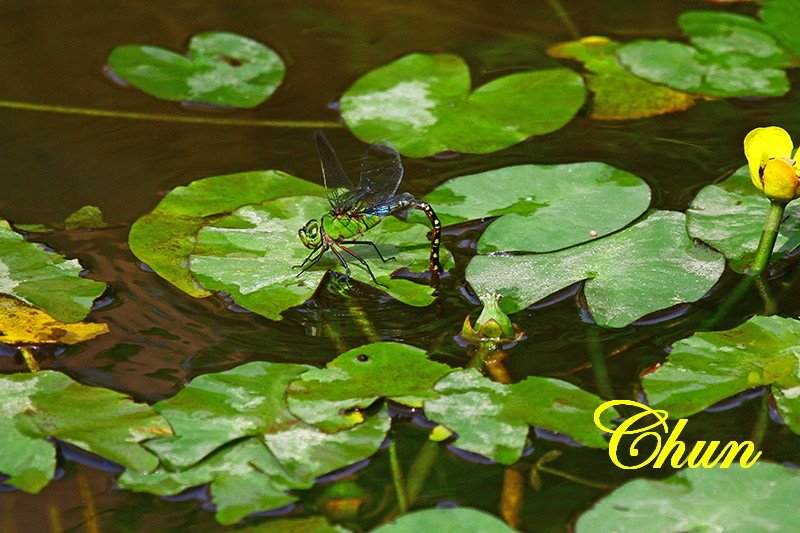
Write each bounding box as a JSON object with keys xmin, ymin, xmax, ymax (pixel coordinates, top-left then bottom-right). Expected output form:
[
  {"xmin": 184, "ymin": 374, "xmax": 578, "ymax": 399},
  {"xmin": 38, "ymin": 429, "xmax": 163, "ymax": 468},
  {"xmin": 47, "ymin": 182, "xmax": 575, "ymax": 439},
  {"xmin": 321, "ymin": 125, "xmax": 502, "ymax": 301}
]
[{"xmin": 299, "ymin": 219, "xmax": 321, "ymax": 249}]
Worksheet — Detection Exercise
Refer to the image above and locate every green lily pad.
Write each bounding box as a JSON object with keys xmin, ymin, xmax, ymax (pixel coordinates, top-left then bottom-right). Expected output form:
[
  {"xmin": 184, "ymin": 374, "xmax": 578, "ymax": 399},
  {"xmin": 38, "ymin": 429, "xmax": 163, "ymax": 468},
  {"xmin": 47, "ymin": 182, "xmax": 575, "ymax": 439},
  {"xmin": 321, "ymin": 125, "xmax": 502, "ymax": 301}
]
[
  {"xmin": 0, "ymin": 371, "xmax": 170, "ymax": 493},
  {"xmin": 760, "ymin": 0, "xmax": 800, "ymax": 58},
  {"xmin": 340, "ymin": 53, "xmax": 585, "ymax": 157},
  {"xmin": 547, "ymin": 37, "xmax": 697, "ymax": 120},
  {"xmin": 287, "ymin": 342, "xmax": 454, "ymax": 432},
  {"xmin": 120, "ymin": 361, "xmax": 390, "ymax": 525},
  {"xmin": 617, "ymin": 11, "xmax": 793, "ymax": 98},
  {"xmin": 108, "ymin": 32, "xmax": 285, "ymax": 108},
  {"xmin": 0, "ymin": 220, "xmax": 106, "ymax": 322},
  {"xmin": 64, "ymin": 205, "xmax": 106, "ymax": 230},
  {"xmin": 576, "ymin": 462, "xmax": 800, "ymax": 533},
  {"xmin": 372, "ymin": 507, "xmax": 516, "ymax": 532},
  {"xmin": 688, "ymin": 166, "xmax": 800, "ymax": 273},
  {"xmin": 424, "ymin": 370, "xmax": 615, "ymax": 464},
  {"xmin": 188, "ymin": 196, "xmax": 452, "ymax": 319},
  {"xmin": 419, "ymin": 163, "xmax": 650, "ymax": 253},
  {"xmin": 129, "ymin": 170, "xmax": 323, "ymax": 298},
  {"xmin": 466, "ymin": 211, "xmax": 725, "ymax": 328},
  {"xmin": 643, "ymin": 315, "xmax": 800, "ymax": 434},
  {"xmin": 240, "ymin": 516, "xmax": 349, "ymax": 533}
]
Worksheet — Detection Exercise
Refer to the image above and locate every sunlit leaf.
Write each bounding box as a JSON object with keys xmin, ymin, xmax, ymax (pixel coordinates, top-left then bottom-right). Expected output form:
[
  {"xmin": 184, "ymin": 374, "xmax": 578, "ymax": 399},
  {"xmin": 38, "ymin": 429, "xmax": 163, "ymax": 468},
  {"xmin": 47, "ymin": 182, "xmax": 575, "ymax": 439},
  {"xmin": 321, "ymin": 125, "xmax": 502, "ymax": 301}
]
[
  {"xmin": 418, "ymin": 163, "xmax": 650, "ymax": 253},
  {"xmin": 340, "ymin": 53, "xmax": 585, "ymax": 157},
  {"xmin": 0, "ymin": 220, "xmax": 106, "ymax": 322},
  {"xmin": 424, "ymin": 369, "xmax": 615, "ymax": 464},
  {"xmin": 372, "ymin": 507, "xmax": 516, "ymax": 532},
  {"xmin": 466, "ymin": 211, "xmax": 725, "ymax": 328},
  {"xmin": 688, "ymin": 166, "xmax": 800, "ymax": 273},
  {"xmin": 643, "ymin": 315, "xmax": 800, "ymax": 434},
  {"xmin": 188, "ymin": 196, "xmax": 452, "ymax": 319},
  {"xmin": 547, "ymin": 36, "xmax": 697, "ymax": 120},
  {"xmin": 108, "ymin": 32, "xmax": 285, "ymax": 108},
  {"xmin": 576, "ymin": 462, "xmax": 800, "ymax": 532},
  {"xmin": 129, "ymin": 170, "xmax": 323, "ymax": 298},
  {"xmin": 0, "ymin": 295, "xmax": 108, "ymax": 345},
  {"xmin": 618, "ymin": 11, "xmax": 793, "ymax": 98},
  {"xmin": 287, "ymin": 342, "xmax": 454, "ymax": 432},
  {"xmin": 0, "ymin": 371, "xmax": 170, "ymax": 493}
]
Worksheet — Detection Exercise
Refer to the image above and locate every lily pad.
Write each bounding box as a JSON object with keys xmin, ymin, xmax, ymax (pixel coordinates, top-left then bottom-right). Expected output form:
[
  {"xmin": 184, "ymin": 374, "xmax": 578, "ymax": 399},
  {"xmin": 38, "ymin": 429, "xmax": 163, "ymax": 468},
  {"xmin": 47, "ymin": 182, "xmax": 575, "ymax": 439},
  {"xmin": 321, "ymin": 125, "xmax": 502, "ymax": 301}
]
[
  {"xmin": 63, "ymin": 205, "xmax": 106, "ymax": 230},
  {"xmin": 760, "ymin": 0, "xmax": 800, "ymax": 58},
  {"xmin": 129, "ymin": 170, "xmax": 323, "ymax": 298},
  {"xmin": 617, "ymin": 11, "xmax": 793, "ymax": 98},
  {"xmin": 0, "ymin": 371, "xmax": 170, "ymax": 493},
  {"xmin": 107, "ymin": 32, "xmax": 285, "ymax": 108},
  {"xmin": 576, "ymin": 462, "xmax": 800, "ymax": 533},
  {"xmin": 688, "ymin": 166, "xmax": 800, "ymax": 273},
  {"xmin": 120, "ymin": 361, "xmax": 390, "ymax": 525},
  {"xmin": 419, "ymin": 163, "xmax": 650, "ymax": 253},
  {"xmin": 466, "ymin": 211, "xmax": 725, "ymax": 328},
  {"xmin": 0, "ymin": 220, "xmax": 106, "ymax": 322},
  {"xmin": 240, "ymin": 516, "xmax": 349, "ymax": 533},
  {"xmin": 372, "ymin": 507, "xmax": 516, "ymax": 532},
  {"xmin": 340, "ymin": 53, "xmax": 585, "ymax": 157},
  {"xmin": 188, "ymin": 196, "xmax": 452, "ymax": 319},
  {"xmin": 424, "ymin": 369, "xmax": 615, "ymax": 464},
  {"xmin": 287, "ymin": 342, "xmax": 454, "ymax": 432},
  {"xmin": 547, "ymin": 37, "xmax": 697, "ymax": 120},
  {"xmin": 643, "ymin": 315, "xmax": 800, "ymax": 434},
  {"xmin": 0, "ymin": 295, "xmax": 108, "ymax": 345}
]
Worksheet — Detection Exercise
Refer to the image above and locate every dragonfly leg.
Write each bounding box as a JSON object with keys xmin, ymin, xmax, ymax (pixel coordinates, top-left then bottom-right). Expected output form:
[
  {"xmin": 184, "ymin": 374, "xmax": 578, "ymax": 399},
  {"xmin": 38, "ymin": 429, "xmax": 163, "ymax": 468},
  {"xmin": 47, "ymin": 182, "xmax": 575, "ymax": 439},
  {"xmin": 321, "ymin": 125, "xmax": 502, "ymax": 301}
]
[
  {"xmin": 337, "ymin": 243, "xmax": 387, "ymax": 288},
  {"xmin": 341, "ymin": 240, "xmax": 396, "ymax": 262},
  {"xmin": 293, "ymin": 244, "xmax": 325, "ymax": 271}
]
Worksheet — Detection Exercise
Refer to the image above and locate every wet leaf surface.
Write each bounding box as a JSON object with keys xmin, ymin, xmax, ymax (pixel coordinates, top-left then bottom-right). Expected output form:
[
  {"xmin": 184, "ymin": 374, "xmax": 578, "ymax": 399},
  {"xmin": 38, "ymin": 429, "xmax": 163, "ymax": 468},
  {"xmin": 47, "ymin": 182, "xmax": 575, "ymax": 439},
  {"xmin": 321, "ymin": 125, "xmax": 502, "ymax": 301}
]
[
  {"xmin": 287, "ymin": 342, "xmax": 453, "ymax": 432},
  {"xmin": 547, "ymin": 37, "xmax": 697, "ymax": 120},
  {"xmin": 576, "ymin": 462, "xmax": 800, "ymax": 533},
  {"xmin": 424, "ymin": 369, "xmax": 616, "ymax": 464},
  {"xmin": 466, "ymin": 211, "xmax": 725, "ymax": 328},
  {"xmin": 0, "ymin": 295, "xmax": 108, "ymax": 345},
  {"xmin": 687, "ymin": 166, "xmax": 800, "ymax": 273},
  {"xmin": 0, "ymin": 220, "xmax": 106, "ymax": 322},
  {"xmin": 0, "ymin": 371, "xmax": 170, "ymax": 493},
  {"xmin": 108, "ymin": 32, "xmax": 285, "ymax": 108},
  {"xmin": 340, "ymin": 53, "xmax": 585, "ymax": 157},
  {"xmin": 760, "ymin": 0, "xmax": 800, "ymax": 58},
  {"xmin": 643, "ymin": 315, "xmax": 800, "ymax": 434},
  {"xmin": 372, "ymin": 507, "xmax": 516, "ymax": 532},
  {"xmin": 419, "ymin": 163, "xmax": 650, "ymax": 252}
]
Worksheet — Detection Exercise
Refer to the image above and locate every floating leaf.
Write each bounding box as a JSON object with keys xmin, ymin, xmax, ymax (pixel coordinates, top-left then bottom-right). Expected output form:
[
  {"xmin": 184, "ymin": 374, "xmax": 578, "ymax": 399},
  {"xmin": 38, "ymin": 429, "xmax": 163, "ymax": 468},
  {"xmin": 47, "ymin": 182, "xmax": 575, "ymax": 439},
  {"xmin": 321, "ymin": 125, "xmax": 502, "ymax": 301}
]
[
  {"xmin": 466, "ymin": 211, "xmax": 725, "ymax": 328},
  {"xmin": 617, "ymin": 11, "xmax": 792, "ymax": 98},
  {"xmin": 239, "ymin": 516, "xmax": 349, "ymax": 533},
  {"xmin": 576, "ymin": 462, "xmax": 800, "ymax": 532},
  {"xmin": 129, "ymin": 171, "xmax": 322, "ymax": 297},
  {"xmin": 372, "ymin": 507, "xmax": 516, "ymax": 532},
  {"xmin": 188, "ymin": 196, "xmax": 452, "ymax": 319},
  {"xmin": 121, "ymin": 365, "xmax": 388, "ymax": 524},
  {"xmin": 643, "ymin": 315, "xmax": 800, "ymax": 434},
  {"xmin": 424, "ymin": 369, "xmax": 615, "ymax": 464},
  {"xmin": 63, "ymin": 205, "xmax": 106, "ymax": 230},
  {"xmin": 688, "ymin": 166, "xmax": 800, "ymax": 273},
  {"xmin": 107, "ymin": 32, "xmax": 285, "ymax": 108},
  {"xmin": 760, "ymin": 0, "xmax": 800, "ymax": 58},
  {"xmin": 287, "ymin": 342, "xmax": 454, "ymax": 432},
  {"xmin": 0, "ymin": 371, "xmax": 169, "ymax": 493},
  {"xmin": 547, "ymin": 36, "xmax": 697, "ymax": 120},
  {"xmin": 0, "ymin": 220, "xmax": 105, "ymax": 322},
  {"xmin": 0, "ymin": 295, "xmax": 108, "ymax": 345},
  {"xmin": 419, "ymin": 163, "xmax": 650, "ymax": 253},
  {"xmin": 340, "ymin": 53, "xmax": 585, "ymax": 157}
]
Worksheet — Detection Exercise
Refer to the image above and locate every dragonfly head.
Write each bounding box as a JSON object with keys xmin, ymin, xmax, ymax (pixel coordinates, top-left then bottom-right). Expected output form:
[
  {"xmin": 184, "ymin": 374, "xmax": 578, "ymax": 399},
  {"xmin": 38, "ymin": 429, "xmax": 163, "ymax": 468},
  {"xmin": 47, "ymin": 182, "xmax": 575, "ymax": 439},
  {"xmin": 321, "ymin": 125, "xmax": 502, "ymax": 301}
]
[{"xmin": 298, "ymin": 219, "xmax": 322, "ymax": 249}]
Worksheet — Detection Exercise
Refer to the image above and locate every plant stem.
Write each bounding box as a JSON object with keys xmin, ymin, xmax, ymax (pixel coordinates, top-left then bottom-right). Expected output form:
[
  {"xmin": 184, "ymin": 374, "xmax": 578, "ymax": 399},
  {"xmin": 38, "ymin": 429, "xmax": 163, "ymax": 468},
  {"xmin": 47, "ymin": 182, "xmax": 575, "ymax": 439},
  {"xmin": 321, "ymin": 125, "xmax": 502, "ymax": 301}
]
[
  {"xmin": 347, "ymin": 303, "xmax": 381, "ymax": 344},
  {"xmin": 500, "ymin": 468, "xmax": 523, "ymax": 529},
  {"xmin": 750, "ymin": 201, "xmax": 786, "ymax": 276},
  {"xmin": 754, "ymin": 276, "xmax": 778, "ymax": 315},
  {"xmin": 537, "ymin": 465, "xmax": 615, "ymax": 490},
  {"xmin": 405, "ymin": 439, "xmax": 439, "ymax": 504},
  {"xmin": 750, "ymin": 391, "xmax": 770, "ymax": 451},
  {"xmin": 586, "ymin": 327, "xmax": 614, "ymax": 400},
  {"xmin": 0, "ymin": 100, "xmax": 344, "ymax": 129},
  {"xmin": 388, "ymin": 440, "xmax": 409, "ymax": 514},
  {"xmin": 543, "ymin": 0, "xmax": 581, "ymax": 39},
  {"xmin": 20, "ymin": 347, "xmax": 40, "ymax": 373}
]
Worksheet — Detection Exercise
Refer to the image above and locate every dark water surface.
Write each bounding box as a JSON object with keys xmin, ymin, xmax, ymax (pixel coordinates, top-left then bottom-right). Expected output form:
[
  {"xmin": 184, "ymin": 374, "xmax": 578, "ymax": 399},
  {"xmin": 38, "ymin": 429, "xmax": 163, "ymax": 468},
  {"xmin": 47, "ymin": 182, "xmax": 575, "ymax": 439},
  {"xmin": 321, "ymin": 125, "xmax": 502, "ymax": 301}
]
[{"xmin": 2, "ymin": 0, "xmax": 800, "ymax": 531}]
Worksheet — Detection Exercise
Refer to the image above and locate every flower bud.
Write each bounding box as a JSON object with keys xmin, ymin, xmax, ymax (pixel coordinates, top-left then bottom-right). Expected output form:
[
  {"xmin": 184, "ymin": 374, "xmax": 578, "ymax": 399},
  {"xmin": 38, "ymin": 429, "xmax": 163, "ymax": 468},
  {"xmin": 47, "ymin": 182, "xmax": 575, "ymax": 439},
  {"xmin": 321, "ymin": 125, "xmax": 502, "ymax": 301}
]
[
  {"xmin": 744, "ymin": 126, "xmax": 800, "ymax": 203},
  {"xmin": 461, "ymin": 294, "xmax": 517, "ymax": 342},
  {"xmin": 760, "ymin": 158, "xmax": 800, "ymax": 203}
]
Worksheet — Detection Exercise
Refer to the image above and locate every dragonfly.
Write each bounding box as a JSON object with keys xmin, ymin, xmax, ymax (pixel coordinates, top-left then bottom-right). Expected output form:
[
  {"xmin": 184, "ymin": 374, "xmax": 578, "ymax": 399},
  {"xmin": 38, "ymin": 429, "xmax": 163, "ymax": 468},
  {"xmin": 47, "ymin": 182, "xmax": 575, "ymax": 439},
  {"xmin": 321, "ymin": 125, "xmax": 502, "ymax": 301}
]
[{"xmin": 296, "ymin": 132, "xmax": 443, "ymax": 287}]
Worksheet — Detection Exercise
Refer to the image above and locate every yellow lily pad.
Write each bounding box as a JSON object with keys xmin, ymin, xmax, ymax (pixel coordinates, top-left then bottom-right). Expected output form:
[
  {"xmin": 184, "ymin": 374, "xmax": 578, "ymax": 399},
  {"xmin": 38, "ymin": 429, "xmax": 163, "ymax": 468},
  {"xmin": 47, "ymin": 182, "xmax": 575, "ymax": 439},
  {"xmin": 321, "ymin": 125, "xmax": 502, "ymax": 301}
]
[{"xmin": 0, "ymin": 295, "xmax": 108, "ymax": 345}]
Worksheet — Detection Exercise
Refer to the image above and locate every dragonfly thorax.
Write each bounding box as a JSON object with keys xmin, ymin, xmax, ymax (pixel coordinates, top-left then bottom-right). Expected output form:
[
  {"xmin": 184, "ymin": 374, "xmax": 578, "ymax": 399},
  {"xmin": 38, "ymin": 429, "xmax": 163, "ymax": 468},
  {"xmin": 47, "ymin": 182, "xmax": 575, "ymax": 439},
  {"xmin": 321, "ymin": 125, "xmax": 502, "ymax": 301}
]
[{"xmin": 298, "ymin": 219, "xmax": 322, "ymax": 249}]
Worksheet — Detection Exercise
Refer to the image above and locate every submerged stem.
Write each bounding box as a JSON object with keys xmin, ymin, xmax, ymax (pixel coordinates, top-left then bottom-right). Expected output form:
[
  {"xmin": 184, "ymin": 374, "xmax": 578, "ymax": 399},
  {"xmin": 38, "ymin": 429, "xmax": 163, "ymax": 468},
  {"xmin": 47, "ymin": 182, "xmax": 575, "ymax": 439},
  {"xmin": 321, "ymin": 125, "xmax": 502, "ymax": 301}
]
[
  {"xmin": 388, "ymin": 440, "xmax": 409, "ymax": 514},
  {"xmin": 750, "ymin": 201, "xmax": 786, "ymax": 277},
  {"xmin": 750, "ymin": 391, "xmax": 770, "ymax": 451},
  {"xmin": 500, "ymin": 468, "xmax": 524, "ymax": 529},
  {"xmin": 0, "ymin": 100, "xmax": 344, "ymax": 129},
  {"xmin": 19, "ymin": 347, "xmax": 40, "ymax": 373},
  {"xmin": 586, "ymin": 327, "xmax": 614, "ymax": 400},
  {"xmin": 543, "ymin": 0, "xmax": 581, "ymax": 39},
  {"xmin": 537, "ymin": 465, "xmax": 615, "ymax": 490},
  {"xmin": 405, "ymin": 439, "xmax": 439, "ymax": 504}
]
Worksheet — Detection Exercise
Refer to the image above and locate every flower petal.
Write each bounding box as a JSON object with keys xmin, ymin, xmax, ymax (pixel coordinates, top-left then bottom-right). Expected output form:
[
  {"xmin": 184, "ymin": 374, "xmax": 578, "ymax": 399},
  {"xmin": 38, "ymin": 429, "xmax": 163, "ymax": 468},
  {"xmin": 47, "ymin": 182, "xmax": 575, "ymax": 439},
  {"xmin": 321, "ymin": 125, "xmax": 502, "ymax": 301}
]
[{"xmin": 744, "ymin": 127, "xmax": 794, "ymax": 191}]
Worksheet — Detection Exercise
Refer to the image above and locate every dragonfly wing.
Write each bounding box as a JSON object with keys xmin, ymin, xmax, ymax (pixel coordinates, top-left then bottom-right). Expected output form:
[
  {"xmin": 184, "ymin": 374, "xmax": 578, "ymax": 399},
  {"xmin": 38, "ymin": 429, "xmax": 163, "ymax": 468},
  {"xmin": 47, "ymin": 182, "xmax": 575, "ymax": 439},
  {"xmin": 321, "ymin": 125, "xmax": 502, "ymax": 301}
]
[
  {"xmin": 315, "ymin": 132, "xmax": 356, "ymax": 210},
  {"xmin": 358, "ymin": 140, "xmax": 404, "ymax": 207}
]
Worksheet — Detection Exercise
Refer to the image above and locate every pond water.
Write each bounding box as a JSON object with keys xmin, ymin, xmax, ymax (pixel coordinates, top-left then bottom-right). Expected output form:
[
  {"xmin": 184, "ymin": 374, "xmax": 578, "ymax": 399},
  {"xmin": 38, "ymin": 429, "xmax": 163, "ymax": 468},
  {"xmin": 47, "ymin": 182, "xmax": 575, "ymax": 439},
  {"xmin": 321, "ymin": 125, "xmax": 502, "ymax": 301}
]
[{"xmin": 1, "ymin": 0, "xmax": 800, "ymax": 531}]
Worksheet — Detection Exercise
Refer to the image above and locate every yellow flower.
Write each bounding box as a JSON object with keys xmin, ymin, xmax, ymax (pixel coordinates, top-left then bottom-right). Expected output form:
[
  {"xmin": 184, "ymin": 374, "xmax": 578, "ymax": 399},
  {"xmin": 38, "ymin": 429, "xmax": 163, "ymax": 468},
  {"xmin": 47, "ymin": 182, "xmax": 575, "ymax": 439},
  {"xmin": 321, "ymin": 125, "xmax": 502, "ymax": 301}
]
[{"xmin": 744, "ymin": 126, "xmax": 800, "ymax": 203}]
